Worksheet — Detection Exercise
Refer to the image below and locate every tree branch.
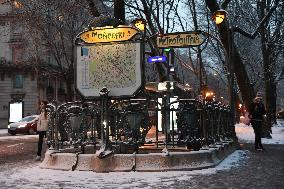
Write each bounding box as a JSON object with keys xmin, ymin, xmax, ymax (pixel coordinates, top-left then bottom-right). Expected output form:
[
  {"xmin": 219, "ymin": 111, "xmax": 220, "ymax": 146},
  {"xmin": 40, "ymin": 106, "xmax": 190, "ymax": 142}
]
[
  {"xmin": 231, "ymin": 0, "xmax": 280, "ymax": 39},
  {"xmin": 221, "ymin": 0, "xmax": 232, "ymax": 9},
  {"xmin": 86, "ymin": 0, "xmax": 101, "ymax": 17},
  {"xmin": 125, "ymin": 2, "xmax": 144, "ymax": 12},
  {"xmin": 276, "ymin": 66, "xmax": 284, "ymax": 82}
]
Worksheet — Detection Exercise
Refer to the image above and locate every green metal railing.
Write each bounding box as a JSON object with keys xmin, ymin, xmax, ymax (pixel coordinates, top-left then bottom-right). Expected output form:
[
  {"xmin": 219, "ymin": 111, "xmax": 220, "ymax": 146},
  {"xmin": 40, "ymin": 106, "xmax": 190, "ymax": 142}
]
[{"xmin": 46, "ymin": 97, "xmax": 233, "ymax": 156}]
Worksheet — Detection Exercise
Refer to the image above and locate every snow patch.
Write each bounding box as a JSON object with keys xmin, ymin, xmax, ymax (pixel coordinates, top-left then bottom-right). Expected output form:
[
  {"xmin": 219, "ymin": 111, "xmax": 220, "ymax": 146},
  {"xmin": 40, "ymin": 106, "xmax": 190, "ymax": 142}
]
[{"xmin": 0, "ymin": 150, "xmax": 249, "ymax": 189}]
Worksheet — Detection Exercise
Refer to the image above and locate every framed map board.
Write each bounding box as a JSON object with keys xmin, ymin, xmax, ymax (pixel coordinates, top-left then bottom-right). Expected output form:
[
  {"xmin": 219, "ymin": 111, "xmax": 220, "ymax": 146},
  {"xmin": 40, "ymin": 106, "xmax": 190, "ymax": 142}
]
[{"xmin": 76, "ymin": 42, "xmax": 142, "ymax": 97}]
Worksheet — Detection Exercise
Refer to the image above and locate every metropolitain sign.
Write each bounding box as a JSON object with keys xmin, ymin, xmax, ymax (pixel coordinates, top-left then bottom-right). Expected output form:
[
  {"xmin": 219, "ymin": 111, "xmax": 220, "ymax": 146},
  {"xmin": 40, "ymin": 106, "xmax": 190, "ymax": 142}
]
[
  {"xmin": 78, "ymin": 26, "xmax": 139, "ymax": 43},
  {"xmin": 157, "ymin": 32, "xmax": 206, "ymax": 48}
]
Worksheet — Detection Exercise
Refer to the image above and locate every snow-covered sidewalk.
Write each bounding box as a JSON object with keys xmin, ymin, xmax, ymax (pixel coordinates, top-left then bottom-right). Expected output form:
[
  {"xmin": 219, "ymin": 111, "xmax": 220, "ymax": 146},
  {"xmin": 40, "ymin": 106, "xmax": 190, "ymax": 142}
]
[
  {"xmin": 0, "ymin": 150, "xmax": 248, "ymax": 189},
  {"xmin": 236, "ymin": 119, "xmax": 284, "ymax": 144},
  {"xmin": 0, "ymin": 120, "xmax": 283, "ymax": 189},
  {"xmin": 0, "ymin": 129, "xmax": 8, "ymax": 137}
]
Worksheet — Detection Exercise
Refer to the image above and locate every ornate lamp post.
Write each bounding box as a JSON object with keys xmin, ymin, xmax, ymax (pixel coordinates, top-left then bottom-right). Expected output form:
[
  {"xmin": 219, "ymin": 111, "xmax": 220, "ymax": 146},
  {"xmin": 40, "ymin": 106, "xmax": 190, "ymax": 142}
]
[
  {"xmin": 132, "ymin": 18, "xmax": 147, "ymax": 88},
  {"xmin": 212, "ymin": 9, "xmax": 235, "ymax": 125},
  {"xmin": 211, "ymin": 9, "xmax": 227, "ymax": 25}
]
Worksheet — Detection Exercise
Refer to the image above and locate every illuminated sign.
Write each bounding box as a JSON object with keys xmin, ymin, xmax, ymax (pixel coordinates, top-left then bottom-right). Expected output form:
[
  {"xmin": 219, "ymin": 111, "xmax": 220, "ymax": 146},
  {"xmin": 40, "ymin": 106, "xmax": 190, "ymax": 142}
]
[
  {"xmin": 147, "ymin": 56, "xmax": 167, "ymax": 63},
  {"xmin": 157, "ymin": 32, "xmax": 205, "ymax": 48},
  {"xmin": 78, "ymin": 26, "xmax": 139, "ymax": 43},
  {"xmin": 9, "ymin": 101, "xmax": 23, "ymax": 123}
]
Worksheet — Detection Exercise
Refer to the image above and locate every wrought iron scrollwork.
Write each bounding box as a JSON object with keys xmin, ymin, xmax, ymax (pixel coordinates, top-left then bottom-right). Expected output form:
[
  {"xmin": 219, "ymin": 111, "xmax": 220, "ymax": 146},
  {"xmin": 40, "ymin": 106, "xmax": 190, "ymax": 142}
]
[
  {"xmin": 176, "ymin": 100, "xmax": 203, "ymax": 150},
  {"xmin": 118, "ymin": 102, "xmax": 150, "ymax": 144},
  {"xmin": 45, "ymin": 96, "xmax": 234, "ymax": 154}
]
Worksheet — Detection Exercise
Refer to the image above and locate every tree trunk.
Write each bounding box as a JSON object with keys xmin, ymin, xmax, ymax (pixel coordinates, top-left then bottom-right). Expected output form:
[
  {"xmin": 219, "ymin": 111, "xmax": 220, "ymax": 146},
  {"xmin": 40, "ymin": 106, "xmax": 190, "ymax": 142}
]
[
  {"xmin": 190, "ymin": 0, "xmax": 205, "ymax": 93},
  {"xmin": 259, "ymin": 0, "xmax": 276, "ymax": 137},
  {"xmin": 86, "ymin": 0, "xmax": 101, "ymax": 17},
  {"xmin": 140, "ymin": 0, "xmax": 166, "ymax": 81},
  {"xmin": 65, "ymin": 76, "xmax": 74, "ymax": 102},
  {"xmin": 261, "ymin": 38, "xmax": 274, "ymax": 136},
  {"xmin": 270, "ymin": 84, "xmax": 277, "ymax": 124},
  {"xmin": 205, "ymin": 0, "xmax": 255, "ymax": 108}
]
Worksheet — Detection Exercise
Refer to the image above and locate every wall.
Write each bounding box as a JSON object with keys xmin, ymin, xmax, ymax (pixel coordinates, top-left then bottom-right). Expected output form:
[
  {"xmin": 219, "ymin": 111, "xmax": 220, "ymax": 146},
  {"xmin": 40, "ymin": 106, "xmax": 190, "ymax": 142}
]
[{"xmin": 0, "ymin": 73, "xmax": 38, "ymax": 129}]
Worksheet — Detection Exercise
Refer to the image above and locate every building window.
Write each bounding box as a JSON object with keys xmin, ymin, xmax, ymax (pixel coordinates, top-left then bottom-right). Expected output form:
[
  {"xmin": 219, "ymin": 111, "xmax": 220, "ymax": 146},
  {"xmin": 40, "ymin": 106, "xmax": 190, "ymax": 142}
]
[
  {"xmin": 1, "ymin": 73, "xmax": 4, "ymax": 81},
  {"xmin": 0, "ymin": 21, "xmax": 5, "ymax": 26},
  {"xmin": 30, "ymin": 73, "xmax": 35, "ymax": 81},
  {"xmin": 13, "ymin": 74, "xmax": 23, "ymax": 88}
]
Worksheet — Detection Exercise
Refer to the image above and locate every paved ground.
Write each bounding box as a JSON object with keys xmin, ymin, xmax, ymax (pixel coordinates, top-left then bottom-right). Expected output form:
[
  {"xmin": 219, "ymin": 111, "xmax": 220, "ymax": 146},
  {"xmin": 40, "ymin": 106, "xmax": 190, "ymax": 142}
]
[
  {"xmin": 135, "ymin": 143, "xmax": 283, "ymax": 189},
  {"xmin": 185, "ymin": 143, "xmax": 284, "ymax": 189},
  {"xmin": 0, "ymin": 134, "xmax": 40, "ymax": 169},
  {"xmin": 0, "ymin": 129, "xmax": 8, "ymax": 137},
  {"xmin": 0, "ymin": 133, "xmax": 283, "ymax": 189}
]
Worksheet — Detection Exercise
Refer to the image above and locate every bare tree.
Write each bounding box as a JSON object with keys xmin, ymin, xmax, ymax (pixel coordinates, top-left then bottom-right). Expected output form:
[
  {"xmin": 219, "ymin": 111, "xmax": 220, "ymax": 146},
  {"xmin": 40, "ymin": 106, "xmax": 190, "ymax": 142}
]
[
  {"xmin": 125, "ymin": 0, "xmax": 188, "ymax": 81},
  {"xmin": 205, "ymin": 0, "xmax": 283, "ymax": 135},
  {"xmin": 10, "ymin": 0, "xmax": 96, "ymax": 100},
  {"xmin": 227, "ymin": 0, "xmax": 284, "ymax": 126},
  {"xmin": 257, "ymin": 0, "xmax": 284, "ymax": 126}
]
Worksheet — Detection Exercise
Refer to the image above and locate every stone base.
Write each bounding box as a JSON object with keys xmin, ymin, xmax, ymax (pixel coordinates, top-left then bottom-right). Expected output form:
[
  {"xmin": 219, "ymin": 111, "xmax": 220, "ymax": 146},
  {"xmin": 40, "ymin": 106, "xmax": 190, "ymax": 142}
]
[{"xmin": 40, "ymin": 142, "xmax": 235, "ymax": 172}]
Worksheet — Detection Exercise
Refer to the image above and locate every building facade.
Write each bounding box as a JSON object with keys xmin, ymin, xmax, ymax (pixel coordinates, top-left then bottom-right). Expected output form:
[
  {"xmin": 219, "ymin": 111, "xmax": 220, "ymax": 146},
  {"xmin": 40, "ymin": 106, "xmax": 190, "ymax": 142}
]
[{"xmin": 0, "ymin": 1, "xmax": 67, "ymax": 129}]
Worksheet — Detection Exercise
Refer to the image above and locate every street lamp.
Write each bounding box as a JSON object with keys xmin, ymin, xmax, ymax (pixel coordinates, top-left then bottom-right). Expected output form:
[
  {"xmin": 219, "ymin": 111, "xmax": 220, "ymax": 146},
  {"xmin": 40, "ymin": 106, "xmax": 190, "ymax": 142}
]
[
  {"xmin": 205, "ymin": 91, "xmax": 214, "ymax": 102},
  {"xmin": 132, "ymin": 18, "xmax": 146, "ymax": 32},
  {"xmin": 211, "ymin": 9, "xmax": 228, "ymax": 25},
  {"xmin": 212, "ymin": 9, "xmax": 236, "ymax": 125}
]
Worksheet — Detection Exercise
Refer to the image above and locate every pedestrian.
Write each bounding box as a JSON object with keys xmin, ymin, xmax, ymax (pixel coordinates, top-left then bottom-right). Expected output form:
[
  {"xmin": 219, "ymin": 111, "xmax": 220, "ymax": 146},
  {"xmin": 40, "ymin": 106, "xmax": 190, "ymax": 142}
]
[
  {"xmin": 35, "ymin": 100, "xmax": 49, "ymax": 161},
  {"xmin": 248, "ymin": 95, "xmax": 266, "ymax": 151}
]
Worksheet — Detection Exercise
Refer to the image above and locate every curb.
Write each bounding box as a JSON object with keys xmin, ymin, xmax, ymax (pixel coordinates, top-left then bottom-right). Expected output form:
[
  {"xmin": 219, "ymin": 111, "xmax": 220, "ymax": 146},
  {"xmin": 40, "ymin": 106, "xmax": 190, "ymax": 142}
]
[
  {"xmin": 0, "ymin": 129, "xmax": 8, "ymax": 137},
  {"xmin": 40, "ymin": 142, "xmax": 235, "ymax": 172}
]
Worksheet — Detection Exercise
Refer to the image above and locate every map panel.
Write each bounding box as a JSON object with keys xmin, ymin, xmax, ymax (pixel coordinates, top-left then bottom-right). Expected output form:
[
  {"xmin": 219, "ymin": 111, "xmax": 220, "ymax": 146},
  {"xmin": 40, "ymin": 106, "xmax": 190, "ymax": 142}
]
[{"xmin": 76, "ymin": 42, "xmax": 142, "ymax": 97}]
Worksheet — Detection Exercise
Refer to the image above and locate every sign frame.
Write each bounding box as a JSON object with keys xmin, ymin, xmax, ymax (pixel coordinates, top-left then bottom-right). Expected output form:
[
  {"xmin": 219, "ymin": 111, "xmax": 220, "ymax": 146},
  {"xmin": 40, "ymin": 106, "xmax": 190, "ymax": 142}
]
[
  {"xmin": 157, "ymin": 31, "xmax": 207, "ymax": 48},
  {"xmin": 75, "ymin": 41, "xmax": 143, "ymax": 99},
  {"xmin": 77, "ymin": 25, "xmax": 140, "ymax": 44}
]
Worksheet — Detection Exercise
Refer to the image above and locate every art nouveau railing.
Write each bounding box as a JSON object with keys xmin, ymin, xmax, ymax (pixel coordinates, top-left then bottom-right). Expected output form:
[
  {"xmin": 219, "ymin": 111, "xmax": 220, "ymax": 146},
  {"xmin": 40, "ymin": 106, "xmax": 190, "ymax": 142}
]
[{"xmin": 46, "ymin": 97, "xmax": 233, "ymax": 156}]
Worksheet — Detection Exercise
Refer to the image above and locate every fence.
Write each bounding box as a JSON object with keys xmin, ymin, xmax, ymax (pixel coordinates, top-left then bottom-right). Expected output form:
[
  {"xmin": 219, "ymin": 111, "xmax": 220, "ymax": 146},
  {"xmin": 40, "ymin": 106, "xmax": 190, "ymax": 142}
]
[{"xmin": 46, "ymin": 98, "xmax": 233, "ymax": 156}]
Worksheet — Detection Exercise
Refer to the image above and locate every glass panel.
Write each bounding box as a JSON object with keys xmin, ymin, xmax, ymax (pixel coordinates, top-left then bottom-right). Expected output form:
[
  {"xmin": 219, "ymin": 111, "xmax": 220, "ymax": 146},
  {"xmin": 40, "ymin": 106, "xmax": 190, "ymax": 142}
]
[
  {"xmin": 13, "ymin": 74, "xmax": 23, "ymax": 88},
  {"xmin": 19, "ymin": 116, "xmax": 37, "ymax": 122}
]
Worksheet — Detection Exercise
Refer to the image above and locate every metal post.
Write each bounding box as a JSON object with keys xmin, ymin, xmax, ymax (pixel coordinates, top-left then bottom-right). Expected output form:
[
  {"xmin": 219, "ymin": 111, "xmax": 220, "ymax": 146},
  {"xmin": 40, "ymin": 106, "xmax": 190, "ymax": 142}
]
[
  {"xmin": 54, "ymin": 101, "xmax": 59, "ymax": 150},
  {"xmin": 97, "ymin": 87, "xmax": 112, "ymax": 158},
  {"xmin": 161, "ymin": 94, "xmax": 169, "ymax": 155},
  {"xmin": 165, "ymin": 88, "xmax": 171, "ymax": 139},
  {"xmin": 55, "ymin": 77, "xmax": 58, "ymax": 102},
  {"xmin": 163, "ymin": 50, "xmax": 171, "ymax": 152},
  {"xmin": 198, "ymin": 47, "xmax": 203, "ymax": 94},
  {"xmin": 155, "ymin": 101, "xmax": 159, "ymax": 148},
  {"xmin": 171, "ymin": 109, "xmax": 175, "ymax": 147}
]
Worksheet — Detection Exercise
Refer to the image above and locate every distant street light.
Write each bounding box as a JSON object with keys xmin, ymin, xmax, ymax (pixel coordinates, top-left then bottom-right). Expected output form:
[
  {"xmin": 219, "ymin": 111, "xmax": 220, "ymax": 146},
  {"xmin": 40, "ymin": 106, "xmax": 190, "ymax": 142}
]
[
  {"xmin": 205, "ymin": 91, "xmax": 214, "ymax": 102},
  {"xmin": 163, "ymin": 48, "xmax": 172, "ymax": 53},
  {"xmin": 13, "ymin": 1, "xmax": 22, "ymax": 9},
  {"xmin": 205, "ymin": 91, "xmax": 214, "ymax": 98}
]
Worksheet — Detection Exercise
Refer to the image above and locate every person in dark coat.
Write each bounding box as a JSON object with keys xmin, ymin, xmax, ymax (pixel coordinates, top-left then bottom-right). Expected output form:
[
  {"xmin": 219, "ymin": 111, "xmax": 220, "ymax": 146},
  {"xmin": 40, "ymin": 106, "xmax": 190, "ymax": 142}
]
[{"xmin": 248, "ymin": 96, "xmax": 266, "ymax": 150}]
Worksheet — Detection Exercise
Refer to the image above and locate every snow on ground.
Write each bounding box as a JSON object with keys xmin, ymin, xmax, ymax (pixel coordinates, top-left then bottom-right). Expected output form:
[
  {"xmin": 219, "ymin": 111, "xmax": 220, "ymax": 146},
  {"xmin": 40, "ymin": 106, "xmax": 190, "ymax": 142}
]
[
  {"xmin": 0, "ymin": 150, "xmax": 248, "ymax": 189},
  {"xmin": 236, "ymin": 119, "xmax": 284, "ymax": 144},
  {"xmin": 0, "ymin": 134, "xmax": 37, "ymax": 141},
  {"xmin": 0, "ymin": 120, "xmax": 283, "ymax": 188}
]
